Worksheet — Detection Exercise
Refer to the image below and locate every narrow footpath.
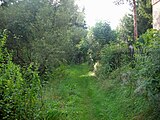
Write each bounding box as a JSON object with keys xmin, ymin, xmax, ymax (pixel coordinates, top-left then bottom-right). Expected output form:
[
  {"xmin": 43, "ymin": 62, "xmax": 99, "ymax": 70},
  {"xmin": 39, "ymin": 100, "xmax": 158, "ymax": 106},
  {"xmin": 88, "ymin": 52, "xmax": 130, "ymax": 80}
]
[
  {"xmin": 43, "ymin": 63, "xmax": 146, "ymax": 120},
  {"xmin": 44, "ymin": 64, "xmax": 109, "ymax": 120}
]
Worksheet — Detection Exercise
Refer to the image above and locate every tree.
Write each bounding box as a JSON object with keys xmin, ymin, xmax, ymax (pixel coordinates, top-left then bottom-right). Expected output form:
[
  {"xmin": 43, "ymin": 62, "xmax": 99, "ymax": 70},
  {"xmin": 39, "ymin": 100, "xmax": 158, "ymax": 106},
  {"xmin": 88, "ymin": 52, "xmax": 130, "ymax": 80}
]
[
  {"xmin": 137, "ymin": 0, "xmax": 152, "ymax": 35},
  {"xmin": 114, "ymin": 0, "xmax": 138, "ymax": 41},
  {"xmin": 117, "ymin": 14, "xmax": 134, "ymax": 41},
  {"xmin": 0, "ymin": 33, "xmax": 43, "ymax": 120},
  {"xmin": 117, "ymin": 0, "xmax": 152, "ymax": 41},
  {"xmin": 84, "ymin": 22, "xmax": 116, "ymax": 64},
  {"xmin": 0, "ymin": 0, "xmax": 87, "ymax": 74},
  {"xmin": 92, "ymin": 21, "xmax": 115, "ymax": 46}
]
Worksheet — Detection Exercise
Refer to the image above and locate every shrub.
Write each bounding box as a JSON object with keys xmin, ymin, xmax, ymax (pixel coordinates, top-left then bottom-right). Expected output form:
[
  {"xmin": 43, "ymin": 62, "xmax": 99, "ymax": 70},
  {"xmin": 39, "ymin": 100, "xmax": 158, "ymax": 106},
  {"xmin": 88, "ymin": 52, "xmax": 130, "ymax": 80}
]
[
  {"xmin": 134, "ymin": 29, "xmax": 160, "ymax": 118},
  {"xmin": 97, "ymin": 29, "xmax": 160, "ymax": 119},
  {"xmin": 0, "ymin": 34, "xmax": 43, "ymax": 119},
  {"xmin": 97, "ymin": 42, "xmax": 129, "ymax": 78}
]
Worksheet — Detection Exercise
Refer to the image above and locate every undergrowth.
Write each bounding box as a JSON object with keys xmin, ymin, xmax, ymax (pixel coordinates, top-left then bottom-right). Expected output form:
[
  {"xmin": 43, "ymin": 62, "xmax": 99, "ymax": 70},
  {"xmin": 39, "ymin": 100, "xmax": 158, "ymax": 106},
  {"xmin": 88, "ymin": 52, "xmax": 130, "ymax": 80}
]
[
  {"xmin": 1, "ymin": 29, "xmax": 159, "ymax": 120},
  {"xmin": 97, "ymin": 29, "xmax": 160, "ymax": 120},
  {"xmin": 0, "ymin": 34, "xmax": 43, "ymax": 119}
]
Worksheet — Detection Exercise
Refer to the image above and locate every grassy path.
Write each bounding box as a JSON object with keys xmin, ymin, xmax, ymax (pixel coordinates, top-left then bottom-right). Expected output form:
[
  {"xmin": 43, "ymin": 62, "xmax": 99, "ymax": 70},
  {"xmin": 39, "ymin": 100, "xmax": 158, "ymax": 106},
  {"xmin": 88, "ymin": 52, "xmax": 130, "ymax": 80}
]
[
  {"xmin": 43, "ymin": 63, "xmax": 148, "ymax": 120},
  {"xmin": 43, "ymin": 64, "xmax": 108, "ymax": 119}
]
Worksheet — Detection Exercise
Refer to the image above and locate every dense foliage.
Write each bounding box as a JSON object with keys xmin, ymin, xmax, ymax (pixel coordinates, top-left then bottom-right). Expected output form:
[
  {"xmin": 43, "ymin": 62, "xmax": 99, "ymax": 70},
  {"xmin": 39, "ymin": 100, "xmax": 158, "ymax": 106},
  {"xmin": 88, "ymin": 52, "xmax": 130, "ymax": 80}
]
[
  {"xmin": 97, "ymin": 29, "xmax": 160, "ymax": 119},
  {"xmin": 117, "ymin": 0, "xmax": 152, "ymax": 41},
  {"xmin": 98, "ymin": 42, "xmax": 129, "ymax": 76},
  {"xmin": 135, "ymin": 29, "xmax": 160, "ymax": 118},
  {"xmin": 85, "ymin": 21, "xmax": 116, "ymax": 67},
  {"xmin": 0, "ymin": 0, "xmax": 87, "ymax": 74},
  {"xmin": 92, "ymin": 21, "xmax": 116, "ymax": 46},
  {"xmin": 0, "ymin": 34, "xmax": 43, "ymax": 119},
  {"xmin": 0, "ymin": 0, "xmax": 159, "ymax": 119}
]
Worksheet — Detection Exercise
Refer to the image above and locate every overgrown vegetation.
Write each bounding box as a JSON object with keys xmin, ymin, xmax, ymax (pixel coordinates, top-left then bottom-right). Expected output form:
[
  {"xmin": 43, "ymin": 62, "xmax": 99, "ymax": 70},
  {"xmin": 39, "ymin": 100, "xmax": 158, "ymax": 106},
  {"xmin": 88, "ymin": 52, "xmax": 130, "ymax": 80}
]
[
  {"xmin": 0, "ymin": 34, "xmax": 43, "ymax": 119},
  {"xmin": 42, "ymin": 64, "xmax": 149, "ymax": 120},
  {"xmin": 0, "ymin": 0, "xmax": 159, "ymax": 119},
  {"xmin": 97, "ymin": 29, "xmax": 160, "ymax": 119},
  {"xmin": 0, "ymin": 0, "xmax": 87, "ymax": 73}
]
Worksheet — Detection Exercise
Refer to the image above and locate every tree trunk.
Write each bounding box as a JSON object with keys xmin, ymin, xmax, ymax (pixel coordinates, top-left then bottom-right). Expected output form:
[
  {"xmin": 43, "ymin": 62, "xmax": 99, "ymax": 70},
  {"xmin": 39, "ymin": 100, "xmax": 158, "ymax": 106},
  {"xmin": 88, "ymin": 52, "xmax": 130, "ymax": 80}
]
[{"xmin": 133, "ymin": 0, "xmax": 138, "ymax": 40}]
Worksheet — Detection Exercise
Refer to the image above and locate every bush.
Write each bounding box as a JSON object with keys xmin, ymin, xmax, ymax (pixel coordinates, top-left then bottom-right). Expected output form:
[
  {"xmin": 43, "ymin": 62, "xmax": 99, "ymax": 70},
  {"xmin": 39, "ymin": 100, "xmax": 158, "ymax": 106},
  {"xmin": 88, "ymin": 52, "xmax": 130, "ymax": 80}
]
[
  {"xmin": 134, "ymin": 29, "xmax": 160, "ymax": 118},
  {"xmin": 0, "ymin": 34, "xmax": 43, "ymax": 119},
  {"xmin": 97, "ymin": 29, "xmax": 160, "ymax": 119},
  {"xmin": 97, "ymin": 42, "xmax": 129, "ymax": 78}
]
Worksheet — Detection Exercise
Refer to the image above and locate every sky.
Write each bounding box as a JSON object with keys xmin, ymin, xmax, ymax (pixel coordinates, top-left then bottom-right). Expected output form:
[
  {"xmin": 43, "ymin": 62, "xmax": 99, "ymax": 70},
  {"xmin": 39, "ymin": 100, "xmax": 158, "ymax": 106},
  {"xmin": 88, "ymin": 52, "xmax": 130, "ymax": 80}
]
[{"xmin": 76, "ymin": 0, "xmax": 130, "ymax": 29}]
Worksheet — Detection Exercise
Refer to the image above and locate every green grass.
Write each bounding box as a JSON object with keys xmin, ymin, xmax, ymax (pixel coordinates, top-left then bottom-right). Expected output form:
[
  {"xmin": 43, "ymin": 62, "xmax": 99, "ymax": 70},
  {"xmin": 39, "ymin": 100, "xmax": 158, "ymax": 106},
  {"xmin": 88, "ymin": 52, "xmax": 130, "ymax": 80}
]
[{"xmin": 43, "ymin": 63, "xmax": 149, "ymax": 120}]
